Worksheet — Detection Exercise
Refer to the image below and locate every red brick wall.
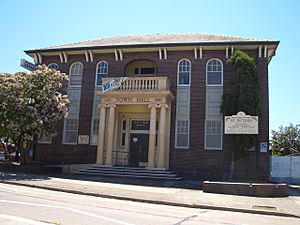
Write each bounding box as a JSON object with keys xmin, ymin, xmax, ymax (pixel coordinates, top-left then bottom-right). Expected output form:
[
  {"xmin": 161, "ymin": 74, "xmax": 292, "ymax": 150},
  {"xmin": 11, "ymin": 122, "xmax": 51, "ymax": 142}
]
[{"xmin": 36, "ymin": 49, "xmax": 270, "ymax": 181}]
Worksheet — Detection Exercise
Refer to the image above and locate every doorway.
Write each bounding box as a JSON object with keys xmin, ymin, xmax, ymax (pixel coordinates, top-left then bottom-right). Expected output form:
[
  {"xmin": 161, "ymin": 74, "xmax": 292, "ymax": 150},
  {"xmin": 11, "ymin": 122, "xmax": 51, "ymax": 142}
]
[
  {"xmin": 128, "ymin": 120, "xmax": 150, "ymax": 167},
  {"xmin": 129, "ymin": 133, "xmax": 149, "ymax": 167}
]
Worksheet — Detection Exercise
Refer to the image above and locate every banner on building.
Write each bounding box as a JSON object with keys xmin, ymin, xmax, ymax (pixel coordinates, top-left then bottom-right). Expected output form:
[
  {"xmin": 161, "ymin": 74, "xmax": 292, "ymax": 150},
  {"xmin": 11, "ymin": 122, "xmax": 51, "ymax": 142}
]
[
  {"xmin": 20, "ymin": 59, "xmax": 36, "ymax": 71},
  {"xmin": 102, "ymin": 77, "xmax": 127, "ymax": 94},
  {"xmin": 224, "ymin": 111, "xmax": 258, "ymax": 134}
]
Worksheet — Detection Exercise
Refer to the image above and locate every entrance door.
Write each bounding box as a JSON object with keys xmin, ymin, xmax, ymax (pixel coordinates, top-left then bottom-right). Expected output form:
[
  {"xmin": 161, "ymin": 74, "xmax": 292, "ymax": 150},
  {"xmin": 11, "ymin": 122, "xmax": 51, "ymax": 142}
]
[{"xmin": 129, "ymin": 133, "xmax": 149, "ymax": 167}]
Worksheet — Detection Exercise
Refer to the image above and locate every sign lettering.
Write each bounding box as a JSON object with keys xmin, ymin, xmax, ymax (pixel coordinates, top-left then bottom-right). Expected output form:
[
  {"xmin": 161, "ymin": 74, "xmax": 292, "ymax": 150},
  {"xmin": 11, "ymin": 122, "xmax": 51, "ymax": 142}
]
[{"xmin": 225, "ymin": 111, "xmax": 258, "ymax": 134}]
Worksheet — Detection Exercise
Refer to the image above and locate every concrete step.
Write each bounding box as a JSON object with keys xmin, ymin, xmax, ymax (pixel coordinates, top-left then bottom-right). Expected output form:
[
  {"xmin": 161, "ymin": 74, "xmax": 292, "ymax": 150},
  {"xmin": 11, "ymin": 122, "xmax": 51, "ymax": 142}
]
[
  {"xmin": 78, "ymin": 169, "xmax": 179, "ymax": 177},
  {"xmin": 74, "ymin": 171, "xmax": 183, "ymax": 180},
  {"xmin": 88, "ymin": 166, "xmax": 176, "ymax": 174},
  {"xmin": 74, "ymin": 165, "xmax": 183, "ymax": 180}
]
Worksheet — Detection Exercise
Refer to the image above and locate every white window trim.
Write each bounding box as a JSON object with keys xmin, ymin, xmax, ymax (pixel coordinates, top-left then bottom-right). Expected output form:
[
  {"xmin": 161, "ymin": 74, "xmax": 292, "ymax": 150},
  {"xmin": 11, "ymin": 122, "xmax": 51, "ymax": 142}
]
[
  {"xmin": 90, "ymin": 117, "xmax": 99, "ymax": 146},
  {"xmin": 204, "ymin": 119, "xmax": 223, "ymax": 150},
  {"xmin": 177, "ymin": 58, "xmax": 191, "ymax": 87},
  {"xmin": 69, "ymin": 62, "xmax": 83, "ymax": 87},
  {"xmin": 95, "ymin": 60, "xmax": 108, "ymax": 87},
  {"xmin": 62, "ymin": 118, "xmax": 79, "ymax": 145},
  {"xmin": 206, "ymin": 58, "xmax": 223, "ymax": 87},
  {"xmin": 175, "ymin": 120, "xmax": 190, "ymax": 149},
  {"xmin": 48, "ymin": 63, "xmax": 59, "ymax": 70}
]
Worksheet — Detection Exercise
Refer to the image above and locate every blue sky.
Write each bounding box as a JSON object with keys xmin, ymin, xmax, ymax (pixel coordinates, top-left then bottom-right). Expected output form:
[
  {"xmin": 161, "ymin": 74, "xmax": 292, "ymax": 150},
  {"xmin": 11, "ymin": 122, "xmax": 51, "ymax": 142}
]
[{"xmin": 0, "ymin": 0, "xmax": 299, "ymax": 133}]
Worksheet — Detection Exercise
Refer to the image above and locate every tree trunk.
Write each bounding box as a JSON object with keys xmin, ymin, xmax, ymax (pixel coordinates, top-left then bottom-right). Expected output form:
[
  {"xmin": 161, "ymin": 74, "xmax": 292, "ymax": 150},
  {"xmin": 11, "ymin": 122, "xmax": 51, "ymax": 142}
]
[
  {"xmin": 19, "ymin": 144, "xmax": 26, "ymax": 165},
  {"xmin": 14, "ymin": 147, "xmax": 20, "ymax": 162}
]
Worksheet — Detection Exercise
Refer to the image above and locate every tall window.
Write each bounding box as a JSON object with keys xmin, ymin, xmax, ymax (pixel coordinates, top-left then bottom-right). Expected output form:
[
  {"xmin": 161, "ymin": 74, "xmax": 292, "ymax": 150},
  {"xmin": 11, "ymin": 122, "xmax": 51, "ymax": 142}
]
[
  {"xmin": 48, "ymin": 63, "xmax": 59, "ymax": 71},
  {"xmin": 63, "ymin": 89, "xmax": 81, "ymax": 144},
  {"xmin": 205, "ymin": 58, "xmax": 223, "ymax": 150},
  {"xmin": 206, "ymin": 59, "xmax": 223, "ymax": 86},
  {"xmin": 90, "ymin": 90, "xmax": 101, "ymax": 145},
  {"xmin": 177, "ymin": 59, "xmax": 191, "ymax": 86},
  {"xmin": 63, "ymin": 118, "xmax": 79, "ymax": 144},
  {"xmin": 205, "ymin": 120, "xmax": 222, "ymax": 149},
  {"xmin": 176, "ymin": 120, "xmax": 189, "ymax": 148},
  {"xmin": 69, "ymin": 62, "xmax": 83, "ymax": 86},
  {"xmin": 95, "ymin": 61, "xmax": 108, "ymax": 86},
  {"xmin": 175, "ymin": 58, "xmax": 191, "ymax": 149}
]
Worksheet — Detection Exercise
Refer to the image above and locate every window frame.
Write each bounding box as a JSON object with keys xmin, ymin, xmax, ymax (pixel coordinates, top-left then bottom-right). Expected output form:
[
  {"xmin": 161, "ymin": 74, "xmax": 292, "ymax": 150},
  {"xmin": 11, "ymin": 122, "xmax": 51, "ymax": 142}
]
[
  {"xmin": 177, "ymin": 58, "xmax": 191, "ymax": 87},
  {"xmin": 204, "ymin": 119, "xmax": 223, "ymax": 150},
  {"xmin": 48, "ymin": 63, "xmax": 59, "ymax": 71},
  {"xmin": 69, "ymin": 62, "xmax": 84, "ymax": 87},
  {"xmin": 206, "ymin": 58, "xmax": 223, "ymax": 86},
  {"xmin": 95, "ymin": 61, "xmax": 108, "ymax": 87},
  {"xmin": 62, "ymin": 118, "xmax": 79, "ymax": 145},
  {"xmin": 90, "ymin": 117, "xmax": 100, "ymax": 145},
  {"xmin": 134, "ymin": 67, "xmax": 156, "ymax": 76},
  {"xmin": 175, "ymin": 120, "xmax": 190, "ymax": 149}
]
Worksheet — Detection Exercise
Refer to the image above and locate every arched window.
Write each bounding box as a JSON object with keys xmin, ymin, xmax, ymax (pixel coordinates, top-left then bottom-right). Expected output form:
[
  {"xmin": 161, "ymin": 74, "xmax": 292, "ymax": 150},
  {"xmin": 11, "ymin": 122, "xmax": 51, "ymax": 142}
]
[
  {"xmin": 69, "ymin": 62, "xmax": 83, "ymax": 86},
  {"xmin": 48, "ymin": 63, "xmax": 59, "ymax": 71},
  {"xmin": 95, "ymin": 61, "xmax": 108, "ymax": 86},
  {"xmin": 177, "ymin": 59, "xmax": 191, "ymax": 86},
  {"xmin": 206, "ymin": 59, "xmax": 223, "ymax": 86}
]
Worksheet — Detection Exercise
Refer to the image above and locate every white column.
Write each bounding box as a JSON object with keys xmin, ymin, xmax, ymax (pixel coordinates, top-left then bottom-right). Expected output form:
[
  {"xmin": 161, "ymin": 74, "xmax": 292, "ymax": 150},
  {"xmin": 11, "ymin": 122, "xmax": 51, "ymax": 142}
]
[
  {"xmin": 199, "ymin": 47, "xmax": 203, "ymax": 59},
  {"xmin": 225, "ymin": 46, "xmax": 229, "ymax": 59},
  {"xmin": 96, "ymin": 104, "xmax": 107, "ymax": 164},
  {"xmin": 165, "ymin": 104, "xmax": 171, "ymax": 170},
  {"xmin": 157, "ymin": 104, "xmax": 168, "ymax": 169},
  {"xmin": 147, "ymin": 104, "xmax": 157, "ymax": 169},
  {"xmin": 105, "ymin": 104, "xmax": 116, "ymax": 166}
]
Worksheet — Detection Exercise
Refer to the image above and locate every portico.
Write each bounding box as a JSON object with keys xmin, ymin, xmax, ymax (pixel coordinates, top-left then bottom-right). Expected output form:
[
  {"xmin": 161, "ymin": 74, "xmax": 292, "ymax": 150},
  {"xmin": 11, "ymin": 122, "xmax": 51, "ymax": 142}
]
[{"xmin": 96, "ymin": 77, "xmax": 174, "ymax": 169}]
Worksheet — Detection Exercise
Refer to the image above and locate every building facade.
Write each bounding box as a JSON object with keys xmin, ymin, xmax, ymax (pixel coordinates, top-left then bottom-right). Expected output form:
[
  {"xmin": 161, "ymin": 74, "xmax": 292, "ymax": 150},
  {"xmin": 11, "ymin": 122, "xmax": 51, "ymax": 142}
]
[{"xmin": 25, "ymin": 33, "xmax": 279, "ymax": 180}]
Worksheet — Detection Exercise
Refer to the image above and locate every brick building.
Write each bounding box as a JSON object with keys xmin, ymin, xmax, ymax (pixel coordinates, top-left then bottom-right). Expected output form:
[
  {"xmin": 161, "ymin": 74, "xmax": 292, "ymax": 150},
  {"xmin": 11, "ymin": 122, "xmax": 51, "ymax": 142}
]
[{"xmin": 25, "ymin": 33, "xmax": 279, "ymax": 180}]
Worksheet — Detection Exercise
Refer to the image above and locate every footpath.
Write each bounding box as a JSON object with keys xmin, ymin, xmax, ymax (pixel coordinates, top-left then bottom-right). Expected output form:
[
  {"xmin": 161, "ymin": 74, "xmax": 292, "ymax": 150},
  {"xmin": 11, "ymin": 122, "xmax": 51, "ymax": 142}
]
[{"xmin": 1, "ymin": 172, "xmax": 300, "ymax": 219}]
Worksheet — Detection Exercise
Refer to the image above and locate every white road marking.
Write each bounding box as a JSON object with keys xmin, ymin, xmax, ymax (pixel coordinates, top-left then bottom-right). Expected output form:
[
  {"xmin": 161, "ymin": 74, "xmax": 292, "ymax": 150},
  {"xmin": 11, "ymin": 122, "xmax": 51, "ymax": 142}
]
[
  {"xmin": 0, "ymin": 183, "xmax": 204, "ymax": 216},
  {"xmin": 0, "ymin": 213, "xmax": 50, "ymax": 225},
  {"xmin": 0, "ymin": 200, "xmax": 136, "ymax": 225}
]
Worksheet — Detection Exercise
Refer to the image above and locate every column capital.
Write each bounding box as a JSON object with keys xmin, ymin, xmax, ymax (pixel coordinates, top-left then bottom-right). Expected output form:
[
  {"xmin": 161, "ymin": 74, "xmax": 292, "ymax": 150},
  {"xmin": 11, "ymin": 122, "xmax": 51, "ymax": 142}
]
[
  {"xmin": 107, "ymin": 104, "xmax": 117, "ymax": 108},
  {"xmin": 158, "ymin": 103, "xmax": 169, "ymax": 109},
  {"xmin": 98, "ymin": 103, "xmax": 108, "ymax": 109},
  {"xmin": 148, "ymin": 103, "xmax": 158, "ymax": 109}
]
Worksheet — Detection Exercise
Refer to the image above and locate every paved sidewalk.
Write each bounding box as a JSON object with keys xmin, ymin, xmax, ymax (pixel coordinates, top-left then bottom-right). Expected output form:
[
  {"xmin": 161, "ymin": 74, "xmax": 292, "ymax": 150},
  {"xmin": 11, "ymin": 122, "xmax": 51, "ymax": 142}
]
[{"xmin": 1, "ymin": 172, "xmax": 300, "ymax": 219}]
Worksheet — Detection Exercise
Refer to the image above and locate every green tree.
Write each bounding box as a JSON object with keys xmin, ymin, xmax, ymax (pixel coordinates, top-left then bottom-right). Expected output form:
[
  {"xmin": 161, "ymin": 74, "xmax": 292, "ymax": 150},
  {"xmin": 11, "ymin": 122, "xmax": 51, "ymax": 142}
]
[
  {"xmin": 271, "ymin": 124, "xmax": 300, "ymax": 156},
  {"xmin": 0, "ymin": 65, "xmax": 69, "ymax": 164},
  {"xmin": 221, "ymin": 50, "xmax": 260, "ymax": 180}
]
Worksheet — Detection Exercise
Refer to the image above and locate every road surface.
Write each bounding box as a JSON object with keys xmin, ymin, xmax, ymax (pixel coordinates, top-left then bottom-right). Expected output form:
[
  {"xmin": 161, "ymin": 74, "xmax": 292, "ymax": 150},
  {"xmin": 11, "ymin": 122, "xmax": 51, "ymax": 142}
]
[{"xmin": 0, "ymin": 182, "xmax": 299, "ymax": 225}]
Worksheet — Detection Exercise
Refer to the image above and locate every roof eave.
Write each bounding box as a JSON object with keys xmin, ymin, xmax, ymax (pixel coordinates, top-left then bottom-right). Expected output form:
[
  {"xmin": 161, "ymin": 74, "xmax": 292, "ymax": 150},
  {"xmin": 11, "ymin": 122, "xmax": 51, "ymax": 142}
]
[{"xmin": 24, "ymin": 40, "xmax": 280, "ymax": 54}]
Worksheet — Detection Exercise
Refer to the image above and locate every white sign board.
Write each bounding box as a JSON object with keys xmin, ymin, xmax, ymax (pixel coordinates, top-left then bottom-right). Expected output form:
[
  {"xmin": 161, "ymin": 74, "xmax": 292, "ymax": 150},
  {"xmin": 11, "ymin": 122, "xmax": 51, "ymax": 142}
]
[
  {"xmin": 225, "ymin": 111, "xmax": 258, "ymax": 134},
  {"xmin": 102, "ymin": 77, "xmax": 127, "ymax": 94},
  {"xmin": 78, "ymin": 135, "xmax": 89, "ymax": 144}
]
